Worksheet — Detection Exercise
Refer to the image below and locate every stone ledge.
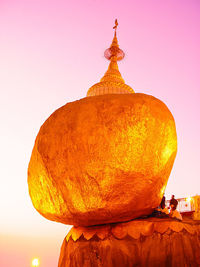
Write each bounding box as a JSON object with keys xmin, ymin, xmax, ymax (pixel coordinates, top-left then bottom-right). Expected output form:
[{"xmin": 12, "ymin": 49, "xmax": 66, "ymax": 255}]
[{"xmin": 66, "ymin": 217, "xmax": 200, "ymax": 242}]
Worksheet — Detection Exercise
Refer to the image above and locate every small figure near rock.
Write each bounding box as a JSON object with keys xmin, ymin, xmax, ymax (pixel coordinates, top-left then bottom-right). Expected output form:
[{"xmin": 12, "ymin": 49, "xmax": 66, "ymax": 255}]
[
  {"xmin": 158, "ymin": 202, "xmax": 169, "ymax": 216},
  {"xmin": 170, "ymin": 204, "xmax": 182, "ymax": 221},
  {"xmin": 170, "ymin": 195, "xmax": 178, "ymax": 209}
]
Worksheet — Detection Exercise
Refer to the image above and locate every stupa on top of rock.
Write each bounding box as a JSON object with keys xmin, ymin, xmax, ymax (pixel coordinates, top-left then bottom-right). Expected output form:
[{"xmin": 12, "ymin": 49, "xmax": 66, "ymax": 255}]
[{"xmin": 87, "ymin": 19, "xmax": 134, "ymax": 96}]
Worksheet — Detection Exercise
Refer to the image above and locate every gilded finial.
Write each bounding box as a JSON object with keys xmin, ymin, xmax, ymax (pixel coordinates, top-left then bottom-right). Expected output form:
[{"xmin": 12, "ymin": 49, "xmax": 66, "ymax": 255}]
[
  {"xmin": 104, "ymin": 19, "xmax": 124, "ymax": 61},
  {"xmin": 113, "ymin": 19, "xmax": 118, "ymax": 30}
]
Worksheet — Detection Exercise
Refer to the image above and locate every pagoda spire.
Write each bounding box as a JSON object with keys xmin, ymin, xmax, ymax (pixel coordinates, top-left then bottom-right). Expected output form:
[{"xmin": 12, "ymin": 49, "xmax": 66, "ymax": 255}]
[
  {"xmin": 100, "ymin": 19, "xmax": 125, "ymax": 84},
  {"xmin": 104, "ymin": 19, "xmax": 125, "ymax": 61},
  {"xmin": 87, "ymin": 20, "xmax": 134, "ymax": 96}
]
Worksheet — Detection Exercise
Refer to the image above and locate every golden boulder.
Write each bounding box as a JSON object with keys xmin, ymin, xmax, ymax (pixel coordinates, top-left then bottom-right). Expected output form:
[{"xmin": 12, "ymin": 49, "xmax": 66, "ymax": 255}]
[{"xmin": 28, "ymin": 93, "xmax": 177, "ymax": 226}]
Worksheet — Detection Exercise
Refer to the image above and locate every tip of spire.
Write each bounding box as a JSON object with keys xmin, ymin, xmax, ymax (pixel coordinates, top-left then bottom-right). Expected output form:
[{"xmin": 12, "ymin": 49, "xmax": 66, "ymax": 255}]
[
  {"xmin": 104, "ymin": 19, "xmax": 125, "ymax": 61},
  {"xmin": 113, "ymin": 19, "xmax": 118, "ymax": 30}
]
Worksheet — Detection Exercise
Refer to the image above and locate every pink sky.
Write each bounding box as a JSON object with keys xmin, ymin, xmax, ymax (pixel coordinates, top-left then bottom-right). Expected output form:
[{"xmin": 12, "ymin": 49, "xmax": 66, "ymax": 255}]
[{"xmin": 0, "ymin": 0, "xmax": 200, "ymax": 266}]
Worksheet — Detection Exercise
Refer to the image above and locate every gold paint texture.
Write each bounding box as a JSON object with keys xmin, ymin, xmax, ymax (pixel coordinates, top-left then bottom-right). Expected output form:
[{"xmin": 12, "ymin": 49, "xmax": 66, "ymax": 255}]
[{"xmin": 28, "ymin": 93, "xmax": 177, "ymax": 226}]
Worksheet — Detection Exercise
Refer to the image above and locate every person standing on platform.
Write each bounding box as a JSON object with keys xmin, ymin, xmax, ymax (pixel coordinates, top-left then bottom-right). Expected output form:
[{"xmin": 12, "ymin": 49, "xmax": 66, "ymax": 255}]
[
  {"xmin": 169, "ymin": 195, "xmax": 178, "ymax": 209},
  {"xmin": 157, "ymin": 195, "xmax": 169, "ymax": 216},
  {"xmin": 160, "ymin": 195, "xmax": 166, "ymax": 208}
]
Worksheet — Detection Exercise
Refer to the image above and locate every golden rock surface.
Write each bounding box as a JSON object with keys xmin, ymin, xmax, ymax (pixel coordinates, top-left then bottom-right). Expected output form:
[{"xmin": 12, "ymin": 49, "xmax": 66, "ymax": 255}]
[{"xmin": 28, "ymin": 93, "xmax": 177, "ymax": 226}]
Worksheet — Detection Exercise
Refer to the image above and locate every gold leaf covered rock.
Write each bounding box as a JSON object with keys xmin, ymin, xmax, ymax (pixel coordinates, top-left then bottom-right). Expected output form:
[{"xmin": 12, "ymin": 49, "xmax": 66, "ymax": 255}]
[{"xmin": 28, "ymin": 93, "xmax": 177, "ymax": 226}]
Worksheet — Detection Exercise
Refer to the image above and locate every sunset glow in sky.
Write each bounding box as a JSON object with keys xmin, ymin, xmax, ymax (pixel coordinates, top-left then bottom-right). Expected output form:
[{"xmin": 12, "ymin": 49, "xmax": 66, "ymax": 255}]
[{"xmin": 0, "ymin": 0, "xmax": 199, "ymax": 266}]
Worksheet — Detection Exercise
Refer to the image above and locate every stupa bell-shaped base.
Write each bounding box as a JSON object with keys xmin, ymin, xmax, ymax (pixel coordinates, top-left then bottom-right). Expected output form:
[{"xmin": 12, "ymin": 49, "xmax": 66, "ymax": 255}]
[{"xmin": 87, "ymin": 21, "xmax": 134, "ymax": 97}]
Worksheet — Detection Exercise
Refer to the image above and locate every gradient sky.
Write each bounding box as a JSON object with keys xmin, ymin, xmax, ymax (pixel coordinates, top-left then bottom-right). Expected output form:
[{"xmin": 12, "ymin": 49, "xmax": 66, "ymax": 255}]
[{"xmin": 0, "ymin": 0, "xmax": 200, "ymax": 266}]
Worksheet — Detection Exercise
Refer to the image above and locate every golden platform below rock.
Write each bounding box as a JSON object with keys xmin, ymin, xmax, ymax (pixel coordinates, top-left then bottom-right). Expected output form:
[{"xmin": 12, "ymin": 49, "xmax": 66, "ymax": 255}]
[{"xmin": 59, "ymin": 217, "xmax": 200, "ymax": 267}]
